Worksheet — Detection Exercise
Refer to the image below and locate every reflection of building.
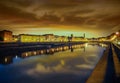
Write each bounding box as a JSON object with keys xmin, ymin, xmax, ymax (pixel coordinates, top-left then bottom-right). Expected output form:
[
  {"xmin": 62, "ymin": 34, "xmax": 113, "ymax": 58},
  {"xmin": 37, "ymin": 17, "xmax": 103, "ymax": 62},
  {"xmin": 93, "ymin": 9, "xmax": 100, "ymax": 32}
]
[
  {"xmin": 0, "ymin": 56, "xmax": 13, "ymax": 65},
  {"xmin": 0, "ymin": 30, "xmax": 13, "ymax": 42}
]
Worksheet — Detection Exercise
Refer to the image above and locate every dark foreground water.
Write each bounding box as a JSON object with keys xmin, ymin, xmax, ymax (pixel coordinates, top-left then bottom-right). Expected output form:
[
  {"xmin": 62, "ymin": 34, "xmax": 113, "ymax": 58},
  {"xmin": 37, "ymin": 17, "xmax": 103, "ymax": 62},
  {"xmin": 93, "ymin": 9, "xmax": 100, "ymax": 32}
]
[{"xmin": 0, "ymin": 43, "xmax": 107, "ymax": 83}]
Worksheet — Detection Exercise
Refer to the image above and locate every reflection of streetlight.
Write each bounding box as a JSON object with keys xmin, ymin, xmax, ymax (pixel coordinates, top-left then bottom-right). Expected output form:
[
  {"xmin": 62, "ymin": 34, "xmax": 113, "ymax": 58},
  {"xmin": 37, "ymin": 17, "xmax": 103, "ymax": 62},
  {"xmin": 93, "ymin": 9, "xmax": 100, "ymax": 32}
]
[
  {"xmin": 60, "ymin": 60, "xmax": 65, "ymax": 66},
  {"xmin": 85, "ymin": 43, "xmax": 88, "ymax": 47},
  {"xmin": 16, "ymin": 55, "xmax": 18, "ymax": 59},
  {"xmin": 5, "ymin": 58, "xmax": 8, "ymax": 62}
]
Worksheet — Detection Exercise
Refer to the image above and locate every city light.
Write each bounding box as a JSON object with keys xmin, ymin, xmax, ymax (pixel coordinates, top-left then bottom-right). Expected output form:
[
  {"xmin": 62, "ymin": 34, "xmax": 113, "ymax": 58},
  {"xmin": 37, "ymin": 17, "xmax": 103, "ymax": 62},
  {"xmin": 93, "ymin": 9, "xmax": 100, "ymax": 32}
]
[
  {"xmin": 116, "ymin": 32, "xmax": 119, "ymax": 35},
  {"xmin": 5, "ymin": 58, "xmax": 8, "ymax": 62},
  {"xmin": 16, "ymin": 55, "xmax": 18, "ymax": 59},
  {"xmin": 0, "ymin": 0, "xmax": 120, "ymax": 83}
]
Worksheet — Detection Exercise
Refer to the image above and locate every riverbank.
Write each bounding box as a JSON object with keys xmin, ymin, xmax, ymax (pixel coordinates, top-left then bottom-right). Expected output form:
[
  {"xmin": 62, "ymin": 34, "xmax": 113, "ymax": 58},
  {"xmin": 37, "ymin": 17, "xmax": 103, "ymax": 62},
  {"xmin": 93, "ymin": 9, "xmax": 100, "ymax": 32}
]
[{"xmin": 86, "ymin": 43, "xmax": 120, "ymax": 83}]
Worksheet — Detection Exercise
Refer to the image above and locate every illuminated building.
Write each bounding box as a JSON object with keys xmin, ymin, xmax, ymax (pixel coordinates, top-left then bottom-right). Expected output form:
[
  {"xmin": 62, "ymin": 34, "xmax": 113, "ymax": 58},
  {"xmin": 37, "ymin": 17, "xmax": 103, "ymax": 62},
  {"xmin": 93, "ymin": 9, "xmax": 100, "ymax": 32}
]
[
  {"xmin": 39, "ymin": 35, "xmax": 46, "ymax": 42},
  {"xmin": 98, "ymin": 37, "xmax": 108, "ymax": 41},
  {"xmin": 13, "ymin": 35, "xmax": 19, "ymax": 42},
  {"xmin": 61, "ymin": 36, "xmax": 68, "ymax": 42},
  {"xmin": 0, "ymin": 30, "xmax": 89, "ymax": 43},
  {"xmin": 54, "ymin": 35, "xmax": 68, "ymax": 42},
  {"xmin": 19, "ymin": 34, "xmax": 70, "ymax": 42},
  {"xmin": 43, "ymin": 34, "xmax": 55, "ymax": 42},
  {"xmin": 72, "ymin": 37, "xmax": 85, "ymax": 41},
  {"xmin": 0, "ymin": 30, "xmax": 13, "ymax": 42},
  {"xmin": 19, "ymin": 34, "xmax": 43, "ymax": 42}
]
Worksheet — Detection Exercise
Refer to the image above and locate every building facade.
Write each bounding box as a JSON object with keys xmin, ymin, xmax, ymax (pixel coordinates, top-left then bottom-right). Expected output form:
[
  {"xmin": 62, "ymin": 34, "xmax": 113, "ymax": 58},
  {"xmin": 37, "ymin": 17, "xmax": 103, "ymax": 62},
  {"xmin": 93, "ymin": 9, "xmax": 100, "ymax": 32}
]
[
  {"xmin": 19, "ymin": 34, "xmax": 42, "ymax": 42},
  {"xmin": 0, "ymin": 30, "xmax": 88, "ymax": 43},
  {"xmin": 0, "ymin": 30, "xmax": 13, "ymax": 42},
  {"xmin": 18, "ymin": 34, "xmax": 70, "ymax": 42}
]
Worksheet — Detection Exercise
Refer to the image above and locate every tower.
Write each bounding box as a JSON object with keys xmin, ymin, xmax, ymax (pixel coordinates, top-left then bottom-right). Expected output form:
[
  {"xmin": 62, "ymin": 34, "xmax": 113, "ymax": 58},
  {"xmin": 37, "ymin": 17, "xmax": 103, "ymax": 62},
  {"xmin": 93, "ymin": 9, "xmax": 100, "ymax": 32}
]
[
  {"xmin": 83, "ymin": 33, "xmax": 85, "ymax": 38},
  {"xmin": 71, "ymin": 34, "xmax": 73, "ymax": 38}
]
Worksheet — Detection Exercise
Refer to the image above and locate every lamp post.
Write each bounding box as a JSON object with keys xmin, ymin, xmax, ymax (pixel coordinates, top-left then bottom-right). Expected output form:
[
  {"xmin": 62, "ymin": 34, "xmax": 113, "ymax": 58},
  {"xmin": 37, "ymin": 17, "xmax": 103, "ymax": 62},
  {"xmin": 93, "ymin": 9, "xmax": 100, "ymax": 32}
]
[{"xmin": 116, "ymin": 31, "xmax": 119, "ymax": 44}]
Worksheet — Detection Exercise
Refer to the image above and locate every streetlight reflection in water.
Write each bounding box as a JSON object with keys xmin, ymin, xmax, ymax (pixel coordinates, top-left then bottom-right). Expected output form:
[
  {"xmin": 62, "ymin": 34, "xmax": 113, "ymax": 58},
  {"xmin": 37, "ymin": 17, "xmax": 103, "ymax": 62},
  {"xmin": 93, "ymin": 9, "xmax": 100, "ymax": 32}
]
[{"xmin": 0, "ymin": 43, "xmax": 108, "ymax": 83}]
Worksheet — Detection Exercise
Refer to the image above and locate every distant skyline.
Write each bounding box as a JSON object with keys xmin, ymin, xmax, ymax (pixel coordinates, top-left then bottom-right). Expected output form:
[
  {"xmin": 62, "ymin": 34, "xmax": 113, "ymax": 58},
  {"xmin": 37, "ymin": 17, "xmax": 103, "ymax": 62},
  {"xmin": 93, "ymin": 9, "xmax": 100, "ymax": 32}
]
[
  {"xmin": 0, "ymin": 0, "xmax": 120, "ymax": 38},
  {"xmin": 0, "ymin": 29, "xmax": 99, "ymax": 38}
]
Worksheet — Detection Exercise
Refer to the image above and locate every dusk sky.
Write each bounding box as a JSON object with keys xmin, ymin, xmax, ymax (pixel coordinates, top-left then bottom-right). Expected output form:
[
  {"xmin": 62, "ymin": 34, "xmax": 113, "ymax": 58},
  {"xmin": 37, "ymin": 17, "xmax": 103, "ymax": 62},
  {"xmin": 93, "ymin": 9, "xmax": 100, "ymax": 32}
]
[{"xmin": 0, "ymin": 0, "xmax": 120, "ymax": 38}]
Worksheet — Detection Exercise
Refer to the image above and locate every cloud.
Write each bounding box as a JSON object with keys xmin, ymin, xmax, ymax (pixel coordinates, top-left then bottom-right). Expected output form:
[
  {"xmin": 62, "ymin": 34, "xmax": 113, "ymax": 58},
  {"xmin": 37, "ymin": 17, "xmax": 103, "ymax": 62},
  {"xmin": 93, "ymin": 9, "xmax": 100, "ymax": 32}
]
[
  {"xmin": 0, "ymin": 2, "xmax": 37, "ymax": 25},
  {"xmin": 0, "ymin": 0, "xmax": 120, "ymax": 36},
  {"xmin": 101, "ymin": 15, "xmax": 120, "ymax": 24}
]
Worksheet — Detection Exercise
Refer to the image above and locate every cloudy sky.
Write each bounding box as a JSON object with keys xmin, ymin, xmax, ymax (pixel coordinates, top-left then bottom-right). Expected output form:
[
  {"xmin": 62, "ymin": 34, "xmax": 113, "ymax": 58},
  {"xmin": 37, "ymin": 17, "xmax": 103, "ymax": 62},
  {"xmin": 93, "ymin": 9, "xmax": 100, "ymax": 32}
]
[{"xmin": 0, "ymin": 0, "xmax": 120, "ymax": 37}]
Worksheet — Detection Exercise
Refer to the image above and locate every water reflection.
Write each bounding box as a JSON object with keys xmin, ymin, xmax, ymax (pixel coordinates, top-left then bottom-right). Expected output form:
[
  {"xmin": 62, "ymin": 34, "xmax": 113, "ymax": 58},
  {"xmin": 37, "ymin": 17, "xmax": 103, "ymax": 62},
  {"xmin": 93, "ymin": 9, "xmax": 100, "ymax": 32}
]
[
  {"xmin": 0, "ymin": 44, "xmax": 86, "ymax": 65},
  {"xmin": 0, "ymin": 56, "xmax": 13, "ymax": 65},
  {"xmin": 0, "ymin": 43, "xmax": 108, "ymax": 83},
  {"xmin": 0, "ymin": 43, "xmax": 108, "ymax": 65}
]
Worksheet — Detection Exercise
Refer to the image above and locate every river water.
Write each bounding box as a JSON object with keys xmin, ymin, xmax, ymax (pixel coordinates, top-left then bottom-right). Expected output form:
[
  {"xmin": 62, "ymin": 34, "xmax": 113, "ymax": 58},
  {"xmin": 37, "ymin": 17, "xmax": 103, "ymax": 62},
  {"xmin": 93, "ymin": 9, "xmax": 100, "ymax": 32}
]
[{"xmin": 0, "ymin": 43, "xmax": 107, "ymax": 83}]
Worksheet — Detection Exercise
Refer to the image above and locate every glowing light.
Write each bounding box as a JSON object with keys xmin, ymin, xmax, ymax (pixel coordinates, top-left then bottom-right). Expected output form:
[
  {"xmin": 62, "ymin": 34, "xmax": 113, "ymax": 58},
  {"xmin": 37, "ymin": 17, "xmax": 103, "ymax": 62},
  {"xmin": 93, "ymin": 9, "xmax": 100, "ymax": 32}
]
[
  {"xmin": 25, "ymin": 53, "xmax": 28, "ymax": 56},
  {"xmin": 56, "ymin": 48, "xmax": 59, "ymax": 51},
  {"xmin": 85, "ymin": 43, "xmax": 88, "ymax": 47},
  {"xmin": 116, "ymin": 32, "xmax": 119, "ymax": 35},
  {"xmin": 16, "ymin": 55, "xmax": 18, "ymax": 59},
  {"xmin": 5, "ymin": 58, "xmax": 7, "ymax": 62},
  {"xmin": 40, "ymin": 50, "xmax": 44, "ymax": 54},
  {"xmin": 4, "ymin": 38, "xmax": 7, "ymax": 41},
  {"xmin": 33, "ymin": 51, "xmax": 37, "ymax": 55},
  {"xmin": 110, "ymin": 35, "xmax": 117, "ymax": 41},
  {"xmin": 60, "ymin": 60, "xmax": 65, "ymax": 66},
  {"xmin": 58, "ymin": 47, "xmax": 62, "ymax": 51},
  {"xmin": 118, "ymin": 42, "xmax": 120, "ymax": 45},
  {"xmin": 47, "ymin": 49, "xmax": 49, "ymax": 52},
  {"xmin": 51, "ymin": 48, "xmax": 54, "ymax": 52}
]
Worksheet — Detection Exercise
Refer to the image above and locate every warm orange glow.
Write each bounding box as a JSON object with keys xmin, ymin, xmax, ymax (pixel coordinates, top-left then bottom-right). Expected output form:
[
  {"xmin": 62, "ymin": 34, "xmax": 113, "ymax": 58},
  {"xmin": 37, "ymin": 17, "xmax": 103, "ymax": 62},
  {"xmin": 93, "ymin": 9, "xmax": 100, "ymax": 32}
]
[
  {"xmin": 116, "ymin": 32, "xmax": 119, "ymax": 35},
  {"xmin": 5, "ymin": 58, "xmax": 8, "ymax": 62}
]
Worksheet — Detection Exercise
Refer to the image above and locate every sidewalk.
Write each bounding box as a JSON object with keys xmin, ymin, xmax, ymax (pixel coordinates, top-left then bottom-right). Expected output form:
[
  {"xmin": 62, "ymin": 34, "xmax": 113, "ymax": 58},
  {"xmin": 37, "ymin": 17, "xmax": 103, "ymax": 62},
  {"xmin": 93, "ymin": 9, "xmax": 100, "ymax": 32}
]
[
  {"xmin": 112, "ymin": 44, "xmax": 120, "ymax": 83},
  {"xmin": 86, "ymin": 44, "xmax": 117, "ymax": 83}
]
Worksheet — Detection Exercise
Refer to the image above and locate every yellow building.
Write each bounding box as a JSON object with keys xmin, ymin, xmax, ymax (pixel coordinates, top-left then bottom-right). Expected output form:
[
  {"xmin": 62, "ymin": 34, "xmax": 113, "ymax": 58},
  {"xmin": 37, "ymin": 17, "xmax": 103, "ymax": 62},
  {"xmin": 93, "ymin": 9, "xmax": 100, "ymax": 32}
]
[
  {"xmin": 19, "ymin": 34, "xmax": 48, "ymax": 42},
  {"xmin": 19, "ymin": 34, "xmax": 41, "ymax": 42},
  {"xmin": 0, "ymin": 30, "xmax": 13, "ymax": 42},
  {"xmin": 39, "ymin": 35, "xmax": 46, "ymax": 42},
  {"xmin": 72, "ymin": 37, "xmax": 86, "ymax": 42},
  {"xmin": 43, "ymin": 34, "xmax": 55, "ymax": 42},
  {"xmin": 19, "ymin": 34, "xmax": 69, "ymax": 42},
  {"xmin": 60, "ymin": 36, "xmax": 68, "ymax": 42},
  {"xmin": 54, "ymin": 36, "xmax": 68, "ymax": 42}
]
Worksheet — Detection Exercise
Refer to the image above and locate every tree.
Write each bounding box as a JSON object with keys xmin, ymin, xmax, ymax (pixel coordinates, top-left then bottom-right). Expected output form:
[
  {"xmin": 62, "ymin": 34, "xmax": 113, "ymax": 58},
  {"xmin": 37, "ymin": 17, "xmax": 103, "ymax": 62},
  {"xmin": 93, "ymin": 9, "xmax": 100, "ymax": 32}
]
[{"xmin": 0, "ymin": 37, "xmax": 3, "ymax": 41}]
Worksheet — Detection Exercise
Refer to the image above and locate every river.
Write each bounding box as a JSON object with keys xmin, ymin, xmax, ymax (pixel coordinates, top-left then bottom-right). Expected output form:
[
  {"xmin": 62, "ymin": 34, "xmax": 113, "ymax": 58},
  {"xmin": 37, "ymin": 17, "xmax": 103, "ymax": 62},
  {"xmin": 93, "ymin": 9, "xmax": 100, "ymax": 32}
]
[{"xmin": 0, "ymin": 43, "xmax": 108, "ymax": 83}]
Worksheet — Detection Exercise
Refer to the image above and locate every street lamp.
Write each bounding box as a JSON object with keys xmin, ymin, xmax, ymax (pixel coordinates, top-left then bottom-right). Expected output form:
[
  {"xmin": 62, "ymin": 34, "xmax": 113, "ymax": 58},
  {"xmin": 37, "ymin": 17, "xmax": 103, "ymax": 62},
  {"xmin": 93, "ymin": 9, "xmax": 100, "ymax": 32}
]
[
  {"xmin": 115, "ymin": 31, "xmax": 119, "ymax": 44},
  {"xmin": 116, "ymin": 32, "xmax": 119, "ymax": 35}
]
